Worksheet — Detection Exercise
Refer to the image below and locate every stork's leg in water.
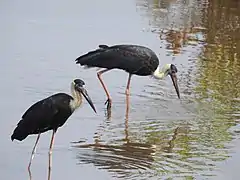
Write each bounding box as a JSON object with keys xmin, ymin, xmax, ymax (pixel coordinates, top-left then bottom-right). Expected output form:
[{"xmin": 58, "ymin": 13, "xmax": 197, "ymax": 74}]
[
  {"xmin": 48, "ymin": 130, "xmax": 56, "ymax": 180},
  {"xmin": 28, "ymin": 133, "xmax": 41, "ymax": 180},
  {"xmin": 97, "ymin": 69, "xmax": 112, "ymax": 109},
  {"xmin": 125, "ymin": 74, "xmax": 132, "ymax": 110}
]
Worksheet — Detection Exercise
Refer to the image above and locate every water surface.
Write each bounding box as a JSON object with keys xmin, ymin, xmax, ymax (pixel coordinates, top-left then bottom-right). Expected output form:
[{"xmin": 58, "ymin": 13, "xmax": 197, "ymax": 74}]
[{"xmin": 0, "ymin": 0, "xmax": 240, "ymax": 179}]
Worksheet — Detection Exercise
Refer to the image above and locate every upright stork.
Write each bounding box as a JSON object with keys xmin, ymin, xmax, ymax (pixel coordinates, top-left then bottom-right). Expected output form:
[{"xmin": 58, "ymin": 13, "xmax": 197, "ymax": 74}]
[
  {"xmin": 75, "ymin": 44, "xmax": 180, "ymax": 109},
  {"xmin": 11, "ymin": 79, "xmax": 96, "ymax": 180}
]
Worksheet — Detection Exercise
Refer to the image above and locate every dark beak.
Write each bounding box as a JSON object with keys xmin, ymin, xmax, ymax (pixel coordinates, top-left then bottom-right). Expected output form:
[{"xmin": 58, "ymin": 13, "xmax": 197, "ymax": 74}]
[
  {"xmin": 170, "ymin": 72, "xmax": 180, "ymax": 99},
  {"xmin": 79, "ymin": 87, "xmax": 97, "ymax": 113}
]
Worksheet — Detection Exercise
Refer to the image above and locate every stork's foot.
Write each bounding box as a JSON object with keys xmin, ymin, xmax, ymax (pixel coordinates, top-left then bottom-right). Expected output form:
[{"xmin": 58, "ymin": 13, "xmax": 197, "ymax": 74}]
[{"xmin": 104, "ymin": 98, "xmax": 112, "ymax": 110}]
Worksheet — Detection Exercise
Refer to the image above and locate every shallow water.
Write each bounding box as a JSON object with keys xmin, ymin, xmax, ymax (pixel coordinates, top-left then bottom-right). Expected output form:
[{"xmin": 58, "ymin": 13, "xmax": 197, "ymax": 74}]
[{"xmin": 0, "ymin": 0, "xmax": 240, "ymax": 179}]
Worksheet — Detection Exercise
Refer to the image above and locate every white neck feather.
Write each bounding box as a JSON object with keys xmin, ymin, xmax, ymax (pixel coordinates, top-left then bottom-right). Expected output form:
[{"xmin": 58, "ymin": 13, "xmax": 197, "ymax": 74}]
[
  {"xmin": 152, "ymin": 66, "xmax": 167, "ymax": 79},
  {"xmin": 69, "ymin": 83, "xmax": 82, "ymax": 111}
]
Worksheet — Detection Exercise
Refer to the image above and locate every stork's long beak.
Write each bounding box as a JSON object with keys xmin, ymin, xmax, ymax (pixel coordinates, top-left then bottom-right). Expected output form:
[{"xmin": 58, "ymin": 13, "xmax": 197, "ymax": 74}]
[
  {"xmin": 170, "ymin": 72, "xmax": 180, "ymax": 99},
  {"xmin": 79, "ymin": 87, "xmax": 97, "ymax": 113}
]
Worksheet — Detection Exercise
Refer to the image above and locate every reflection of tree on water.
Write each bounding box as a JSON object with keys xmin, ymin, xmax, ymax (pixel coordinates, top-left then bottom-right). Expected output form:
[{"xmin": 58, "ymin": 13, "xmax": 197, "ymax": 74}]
[
  {"xmin": 137, "ymin": 0, "xmax": 206, "ymax": 55},
  {"xmin": 73, "ymin": 0, "xmax": 240, "ymax": 179},
  {"xmin": 138, "ymin": 0, "xmax": 240, "ymax": 116},
  {"xmin": 163, "ymin": 29, "xmax": 187, "ymax": 55},
  {"xmin": 136, "ymin": 0, "xmax": 239, "ymax": 178},
  {"xmin": 192, "ymin": 0, "xmax": 240, "ymax": 151},
  {"xmin": 196, "ymin": 0, "xmax": 240, "ymax": 104}
]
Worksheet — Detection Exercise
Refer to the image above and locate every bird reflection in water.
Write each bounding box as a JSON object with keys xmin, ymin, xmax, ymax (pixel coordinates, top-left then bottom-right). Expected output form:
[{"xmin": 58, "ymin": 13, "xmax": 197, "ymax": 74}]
[
  {"xmin": 73, "ymin": 98, "xmax": 155, "ymax": 177},
  {"xmin": 73, "ymin": 97, "xmax": 181, "ymax": 178}
]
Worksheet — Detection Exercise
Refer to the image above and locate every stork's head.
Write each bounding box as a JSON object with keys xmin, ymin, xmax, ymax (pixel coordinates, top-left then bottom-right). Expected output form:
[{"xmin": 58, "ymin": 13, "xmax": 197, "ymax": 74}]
[
  {"xmin": 73, "ymin": 79, "xmax": 97, "ymax": 113},
  {"xmin": 153, "ymin": 64, "xmax": 180, "ymax": 99}
]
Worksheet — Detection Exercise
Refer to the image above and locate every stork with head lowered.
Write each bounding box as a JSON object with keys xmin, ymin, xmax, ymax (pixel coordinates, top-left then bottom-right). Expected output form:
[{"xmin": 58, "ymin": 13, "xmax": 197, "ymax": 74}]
[{"xmin": 75, "ymin": 44, "xmax": 180, "ymax": 109}]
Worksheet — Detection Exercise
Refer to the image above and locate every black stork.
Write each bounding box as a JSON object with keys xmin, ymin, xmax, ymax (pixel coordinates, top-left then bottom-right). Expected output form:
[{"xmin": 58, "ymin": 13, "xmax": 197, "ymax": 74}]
[
  {"xmin": 11, "ymin": 79, "xmax": 96, "ymax": 180},
  {"xmin": 75, "ymin": 44, "xmax": 180, "ymax": 109}
]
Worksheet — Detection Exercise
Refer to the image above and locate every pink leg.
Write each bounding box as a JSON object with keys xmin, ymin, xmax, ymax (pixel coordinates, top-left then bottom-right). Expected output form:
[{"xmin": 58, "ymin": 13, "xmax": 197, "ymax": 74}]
[
  {"xmin": 125, "ymin": 74, "xmax": 132, "ymax": 110},
  {"xmin": 28, "ymin": 133, "xmax": 41, "ymax": 180},
  {"xmin": 125, "ymin": 74, "xmax": 132, "ymax": 96},
  {"xmin": 97, "ymin": 69, "xmax": 112, "ymax": 109},
  {"xmin": 48, "ymin": 130, "xmax": 56, "ymax": 180}
]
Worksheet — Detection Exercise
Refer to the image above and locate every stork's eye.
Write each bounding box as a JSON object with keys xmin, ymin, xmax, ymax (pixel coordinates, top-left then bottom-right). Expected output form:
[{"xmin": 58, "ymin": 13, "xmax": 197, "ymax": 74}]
[{"xmin": 166, "ymin": 69, "xmax": 170, "ymax": 75}]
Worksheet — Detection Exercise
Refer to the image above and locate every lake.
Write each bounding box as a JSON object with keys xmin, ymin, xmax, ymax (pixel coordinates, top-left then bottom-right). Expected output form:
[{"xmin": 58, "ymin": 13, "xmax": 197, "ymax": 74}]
[{"xmin": 0, "ymin": 0, "xmax": 239, "ymax": 179}]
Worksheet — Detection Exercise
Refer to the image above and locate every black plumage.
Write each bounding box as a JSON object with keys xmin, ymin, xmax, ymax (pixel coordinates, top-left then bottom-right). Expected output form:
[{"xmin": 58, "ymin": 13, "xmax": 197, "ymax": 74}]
[
  {"xmin": 75, "ymin": 44, "xmax": 180, "ymax": 109},
  {"xmin": 11, "ymin": 93, "xmax": 73, "ymax": 141},
  {"xmin": 76, "ymin": 44, "xmax": 159, "ymax": 76},
  {"xmin": 11, "ymin": 79, "xmax": 96, "ymax": 180}
]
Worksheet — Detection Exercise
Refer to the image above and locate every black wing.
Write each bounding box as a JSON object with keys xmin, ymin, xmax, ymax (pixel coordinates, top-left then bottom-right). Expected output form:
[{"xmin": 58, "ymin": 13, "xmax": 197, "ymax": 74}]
[
  {"xmin": 11, "ymin": 93, "xmax": 72, "ymax": 141},
  {"xmin": 75, "ymin": 44, "xmax": 159, "ymax": 74}
]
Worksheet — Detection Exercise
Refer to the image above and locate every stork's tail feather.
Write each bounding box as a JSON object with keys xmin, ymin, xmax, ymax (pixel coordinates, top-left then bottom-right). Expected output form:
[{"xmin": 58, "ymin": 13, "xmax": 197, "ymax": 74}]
[
  {"xmin": 11, "ymin": 120, "xmax": 29, "ymax": 141},
  {"xmin": 11, "ymin": 131, "xmax": 28, "ymax": 141},
  {"xmin": 75, "ymin": 44, "xmax": 109, "ymax": 67}
]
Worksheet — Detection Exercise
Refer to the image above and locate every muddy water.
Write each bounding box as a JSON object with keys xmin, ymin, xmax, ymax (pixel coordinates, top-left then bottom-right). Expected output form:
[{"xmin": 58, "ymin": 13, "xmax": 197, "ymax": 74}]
[{"xmin": 0, "ymin": 0, "xmax": 240, "ymax": 180}]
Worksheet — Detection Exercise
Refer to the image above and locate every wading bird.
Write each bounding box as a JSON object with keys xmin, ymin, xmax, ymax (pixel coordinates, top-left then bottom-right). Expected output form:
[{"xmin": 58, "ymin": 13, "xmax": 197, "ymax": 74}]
[
  {"xmin": 11, "ymin": 79, "xmax": 96, "ymax": 180},
  {"xmin": 75, "ymin": 44, "xmax": 180, "ymax": 109}
]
